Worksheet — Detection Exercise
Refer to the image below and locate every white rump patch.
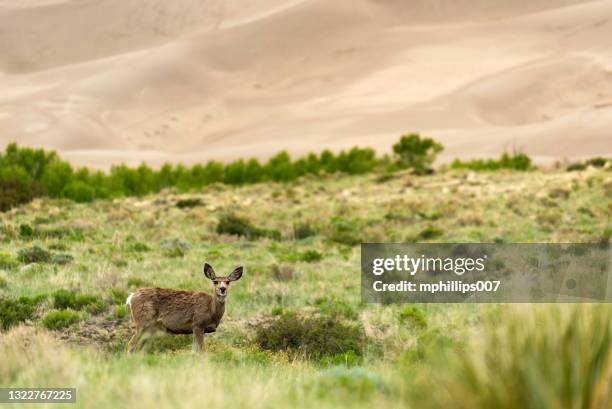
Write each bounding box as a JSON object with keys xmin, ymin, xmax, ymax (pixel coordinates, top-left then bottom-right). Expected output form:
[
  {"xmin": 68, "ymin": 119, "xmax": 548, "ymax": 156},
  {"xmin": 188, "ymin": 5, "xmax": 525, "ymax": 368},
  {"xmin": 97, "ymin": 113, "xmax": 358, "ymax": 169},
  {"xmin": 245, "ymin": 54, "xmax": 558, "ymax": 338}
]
[{"xmin": 126, "ymin": 292, "xmax": 134, "ymax": 306}]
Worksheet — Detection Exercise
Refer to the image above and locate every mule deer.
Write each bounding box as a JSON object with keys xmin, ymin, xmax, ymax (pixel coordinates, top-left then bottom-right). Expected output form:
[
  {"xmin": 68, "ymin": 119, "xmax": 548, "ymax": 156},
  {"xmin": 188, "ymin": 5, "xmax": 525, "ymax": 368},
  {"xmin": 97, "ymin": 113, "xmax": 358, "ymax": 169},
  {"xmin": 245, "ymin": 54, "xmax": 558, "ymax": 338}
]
[{"xmin": 125, "ymin": 263, "xmax": 243, "ymax": 353}]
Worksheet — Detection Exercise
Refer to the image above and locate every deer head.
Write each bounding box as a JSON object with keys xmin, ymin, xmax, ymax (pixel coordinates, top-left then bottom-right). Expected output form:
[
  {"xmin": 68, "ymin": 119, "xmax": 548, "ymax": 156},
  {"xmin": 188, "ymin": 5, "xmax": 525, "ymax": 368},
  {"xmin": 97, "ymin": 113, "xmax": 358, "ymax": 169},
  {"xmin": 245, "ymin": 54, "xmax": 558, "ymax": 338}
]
[{"xmin": 203, "ymin": 263, "xmax": 243, "ymax": 302}]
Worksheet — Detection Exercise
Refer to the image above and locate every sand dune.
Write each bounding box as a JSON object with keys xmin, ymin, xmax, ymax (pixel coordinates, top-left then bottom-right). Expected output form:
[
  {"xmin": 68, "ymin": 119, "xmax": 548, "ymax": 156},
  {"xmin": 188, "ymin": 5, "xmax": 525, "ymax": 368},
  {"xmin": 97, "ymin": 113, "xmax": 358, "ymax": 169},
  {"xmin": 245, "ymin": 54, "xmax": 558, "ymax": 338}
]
[{"xmin": 0, "ymin": 0, "xmax": 610, "ymax": 168}]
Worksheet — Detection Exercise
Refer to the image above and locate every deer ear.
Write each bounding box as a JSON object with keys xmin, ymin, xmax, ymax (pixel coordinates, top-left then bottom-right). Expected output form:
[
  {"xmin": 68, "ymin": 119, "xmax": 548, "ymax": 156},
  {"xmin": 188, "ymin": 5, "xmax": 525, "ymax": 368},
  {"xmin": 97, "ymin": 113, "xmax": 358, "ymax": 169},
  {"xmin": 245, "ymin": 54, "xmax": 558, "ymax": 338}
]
[
  {"xmin": 203, "ymin": 263, "xmax": 216, "ymax": 280},
  {"xmin": 228, "ymin": 266, "xmax": 243, "ymax": 282}
]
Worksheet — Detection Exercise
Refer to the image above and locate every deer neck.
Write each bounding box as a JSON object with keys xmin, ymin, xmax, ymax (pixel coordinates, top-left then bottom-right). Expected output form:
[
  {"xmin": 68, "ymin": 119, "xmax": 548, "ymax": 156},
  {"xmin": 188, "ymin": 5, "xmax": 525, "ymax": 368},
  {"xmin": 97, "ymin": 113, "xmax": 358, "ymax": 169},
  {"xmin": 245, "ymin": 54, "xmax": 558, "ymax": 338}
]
[{"xmin": 213, "ymin": 296, "xmax": 226, "ymax": 319}]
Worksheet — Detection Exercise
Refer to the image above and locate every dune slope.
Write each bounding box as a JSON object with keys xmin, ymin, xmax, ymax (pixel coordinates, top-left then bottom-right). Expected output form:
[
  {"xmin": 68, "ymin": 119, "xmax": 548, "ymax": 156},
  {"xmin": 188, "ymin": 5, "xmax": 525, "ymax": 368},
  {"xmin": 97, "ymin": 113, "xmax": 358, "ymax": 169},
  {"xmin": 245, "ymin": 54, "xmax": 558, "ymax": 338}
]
[{"xmin": 0, "ymin": 0, "xmax": 610, "ymax": 167}]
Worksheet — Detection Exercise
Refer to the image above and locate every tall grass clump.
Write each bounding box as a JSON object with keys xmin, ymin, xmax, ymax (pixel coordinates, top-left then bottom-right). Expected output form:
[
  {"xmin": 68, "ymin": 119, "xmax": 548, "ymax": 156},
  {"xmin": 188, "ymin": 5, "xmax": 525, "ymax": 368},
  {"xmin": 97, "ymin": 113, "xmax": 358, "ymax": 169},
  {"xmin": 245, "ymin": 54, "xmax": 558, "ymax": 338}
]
[
  {"xmin": 409, "ymin": 305, "xmax": 611, "ymax": 409},
  {"xmin": 0, "ymin": 326, "xmax": 80, "ymax": 386}
]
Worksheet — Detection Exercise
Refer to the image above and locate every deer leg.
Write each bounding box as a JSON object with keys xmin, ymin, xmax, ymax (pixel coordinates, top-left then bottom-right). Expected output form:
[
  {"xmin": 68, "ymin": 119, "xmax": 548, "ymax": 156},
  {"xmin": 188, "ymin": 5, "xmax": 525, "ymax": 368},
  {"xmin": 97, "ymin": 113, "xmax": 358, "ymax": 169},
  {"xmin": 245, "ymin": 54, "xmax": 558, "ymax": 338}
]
[
  {"xmin": 127, "ymin": 327, "xmax": 143, "ymax": 354},
  {"xmin": 192, "ymin": 329, "xmax": 204, "ymax": 353},
  {"xmin": 140, "ymin": 326, "xmax": 160, "ymax": 352}
]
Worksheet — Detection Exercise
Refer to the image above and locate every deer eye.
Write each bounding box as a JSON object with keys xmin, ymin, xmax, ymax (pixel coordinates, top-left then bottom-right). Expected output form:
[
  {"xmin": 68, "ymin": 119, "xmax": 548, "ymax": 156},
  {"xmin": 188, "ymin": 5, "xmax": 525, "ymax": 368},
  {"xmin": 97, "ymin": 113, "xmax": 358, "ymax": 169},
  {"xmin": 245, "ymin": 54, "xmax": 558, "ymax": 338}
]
[{"xmin": 213, "ymin": 281, "xmax": 219, "ymax": 285}]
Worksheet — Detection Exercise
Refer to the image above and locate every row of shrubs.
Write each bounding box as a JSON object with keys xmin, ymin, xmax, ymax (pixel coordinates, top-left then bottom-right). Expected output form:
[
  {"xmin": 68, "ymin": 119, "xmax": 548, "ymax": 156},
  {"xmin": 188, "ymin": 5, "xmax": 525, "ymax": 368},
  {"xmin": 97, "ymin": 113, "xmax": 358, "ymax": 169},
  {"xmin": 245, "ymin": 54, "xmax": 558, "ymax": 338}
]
[
  {"xmin": 0, "ymin": 288, "xmax": 129, "ymax": 330},
  {"xmin": 217, "ymin": 213, "xmax": 445, "ymax": 245},
  {"xmin": 565, "ymin": 157, "xmax": 610, "ymax": 171},
  {"xmin": 6, "ymin": 136, "xmax": 604, "ymax": 212},
  {"xmin": 0, "ymin": 245, "xmax": 73, "ymax": 267},
  {"xmin": 0, "ymin": 134, "xmax": 445, "ymax": 211},
  {"xmin": 449, "ymin": 152, "xmax": 533, "ymax": 171}
]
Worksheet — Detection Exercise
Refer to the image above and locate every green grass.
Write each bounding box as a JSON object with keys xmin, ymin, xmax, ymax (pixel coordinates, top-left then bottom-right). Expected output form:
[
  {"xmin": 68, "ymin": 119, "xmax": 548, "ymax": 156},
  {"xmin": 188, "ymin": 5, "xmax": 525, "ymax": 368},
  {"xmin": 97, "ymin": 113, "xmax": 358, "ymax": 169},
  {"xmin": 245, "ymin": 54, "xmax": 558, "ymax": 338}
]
[
  {"xmin": 408, "ymin": 306, "xmax": 612, "ymax": 409},
  {"xmin": 0, "ymin": 167, "xmax": 610, "ymax": 409}
]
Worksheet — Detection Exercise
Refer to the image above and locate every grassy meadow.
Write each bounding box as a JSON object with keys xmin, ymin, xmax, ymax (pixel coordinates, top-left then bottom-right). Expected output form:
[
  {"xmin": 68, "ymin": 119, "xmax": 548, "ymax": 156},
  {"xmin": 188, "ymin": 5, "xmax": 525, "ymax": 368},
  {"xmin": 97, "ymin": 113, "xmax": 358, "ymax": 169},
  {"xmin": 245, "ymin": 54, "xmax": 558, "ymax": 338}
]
[{"xmin": 1, "ymin": 165, "xmax": 611, "ymax": 409}]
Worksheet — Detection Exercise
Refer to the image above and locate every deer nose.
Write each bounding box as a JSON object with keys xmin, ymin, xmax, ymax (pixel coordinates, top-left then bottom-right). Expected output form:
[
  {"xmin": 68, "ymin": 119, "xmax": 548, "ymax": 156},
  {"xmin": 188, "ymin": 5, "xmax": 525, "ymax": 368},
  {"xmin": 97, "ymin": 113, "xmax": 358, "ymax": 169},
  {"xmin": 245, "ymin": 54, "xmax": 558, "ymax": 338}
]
[{"xmin": 219, "ymin": 288, "xmax": 226, "ymax": 294}]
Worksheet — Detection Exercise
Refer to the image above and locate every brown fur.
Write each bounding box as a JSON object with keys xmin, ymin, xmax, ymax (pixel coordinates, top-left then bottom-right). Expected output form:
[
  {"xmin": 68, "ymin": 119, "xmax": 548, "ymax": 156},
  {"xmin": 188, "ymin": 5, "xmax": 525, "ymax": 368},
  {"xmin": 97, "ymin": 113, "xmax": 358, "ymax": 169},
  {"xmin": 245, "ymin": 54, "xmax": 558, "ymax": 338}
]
[{"xmin": 126, "ymin": 263, "xmax": 243, "ymax": 353}]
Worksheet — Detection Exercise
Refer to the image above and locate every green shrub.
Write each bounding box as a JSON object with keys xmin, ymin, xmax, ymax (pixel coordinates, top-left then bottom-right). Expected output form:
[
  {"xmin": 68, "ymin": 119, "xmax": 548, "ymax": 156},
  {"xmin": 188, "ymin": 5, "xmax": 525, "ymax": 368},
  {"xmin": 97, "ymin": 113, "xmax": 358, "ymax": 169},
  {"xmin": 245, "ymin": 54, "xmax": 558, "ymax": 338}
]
[
  {"xmin": 585, "ymin": 157, "xmax": 609, "ymax": 167},
  {"xmin": 264, "ymin": 228, "xmax": 282, "ymax": 241},
  {"xmin": 176, "ymin": 198, "xmax": 202, "ymax": 209},
  {"xmin": 415, "ymin": 226, "xmax": 443, "ymax": 241},
  {"xmin": 52, "ymin": 289, "xmax": 77, "ymax": 309},
  {"xmin": 15, "ymin": 224, "xmax": 83, "ymax": 242},
  {"xmin": 271, "ymin": 306, "xmax": 285, "ymax": 316},
  {"xmin": 279, "ymin": 249, "xmax": 323, "ymax": 263},
  {"xmin": 216, "ymin": 213, "xmax": 255, "ymax": 237},
  {"xmin": 216, "ymin": 214, "xmax": 281, "ymax": 240},
  {"xmin": 255, "ymin": 314, "xmax": 365, "ymax": 361},
  {"xmin": 62, "ymin": 181, "xmax": 95, "ymax": 203},
  {"xmin": 393, "ymin": 133, "xmax": 443, "ymax": 174},
  {"xmin": 0, "ymin": 295, "xmax": 45, "ymax": 329},
  {"xmin": 52, "ymin": 289, "xmax": 105, "ymax": 314},
  {"xmin": 567, "ymin": 157, "xmax": 610, "ymax": 172},
  {"xmin": 16, "ymin": 246, "xmax": 52, "ymax": 264},
  {"xmin": 398, "ymin": 306, "xmax": 427, "ymax": 329},
  {"xmin": 40, "ymin": 160, "xmax": 73, "ymax": 196},
  {"xmin": 19, "ymin": 223, "xmax": 34, "ymax": 239},
  {"xmin": 566, "ymin": 162, "xmax": 587, "ymax": 172},
  {"xmin": 451, "ymin": 152, "xmax": 533, "ymax": 171},
  {"xmin": 127, "ymin": 241, "xmax": 150, "ymax": 252},
  {"xmin": 113, "ymin": 304, "xmax": 128, "ymax": 319},
  {"xmin": 75, "ymin": 294, "xmax": 106, "ymax": 314},
  {"xmin": 42, "ymin": 310, "xmax": 80, "ymax": 330},
  {"xmin": 0, "ymin": 165, "xmax": 43, "ymax": 212},
  {"xmin": 1, "ymin": 143, "xmax": 58, "ymax": 181},
  {"xmin": 333, "ymin": 147, "xmax": 379, "ymax": 175},
  {"xmin": 293, "ymin": 223, "xmax": 317, "ymax": 240},
  {"xmin": 108, "ymin": 288, "xmax": 128, "ymax": 305},
  {"xmin": 300, "ymin": 250, "xmax": 323, "ymax": 263},
  {"xmin": 328, "ymin": 217, "xmax": 362, "ymax": 246}
]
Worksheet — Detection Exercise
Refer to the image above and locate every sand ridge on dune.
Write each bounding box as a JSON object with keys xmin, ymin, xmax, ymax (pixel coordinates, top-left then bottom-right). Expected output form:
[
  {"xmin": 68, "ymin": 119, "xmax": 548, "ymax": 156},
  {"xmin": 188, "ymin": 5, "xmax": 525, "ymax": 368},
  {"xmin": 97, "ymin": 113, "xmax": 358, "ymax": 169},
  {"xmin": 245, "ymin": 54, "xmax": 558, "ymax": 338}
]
[{"xmin": 0, "ymin": 0, "xmax": 610, "ymax": 168}]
